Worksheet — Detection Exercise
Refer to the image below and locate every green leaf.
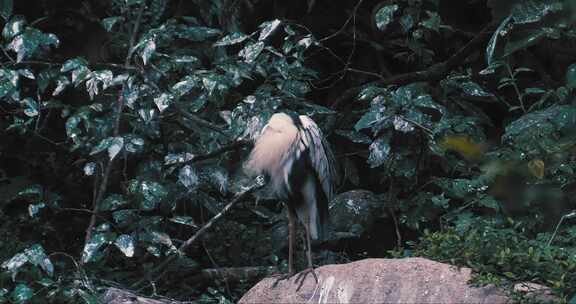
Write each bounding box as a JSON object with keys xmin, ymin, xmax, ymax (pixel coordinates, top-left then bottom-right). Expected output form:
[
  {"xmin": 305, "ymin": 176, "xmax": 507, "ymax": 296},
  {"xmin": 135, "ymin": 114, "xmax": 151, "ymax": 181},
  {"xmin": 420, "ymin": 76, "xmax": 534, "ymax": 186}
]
[
  {"xmin": 354, "ymin": 111, "xmax": 380, "ymax": 131},
  {"xmin": 7, "ymin": 28, "xmax": 59, "ymax": 62},
  {"xmin": 374, "ymin": 4, "xmax": 399, "ymax": 31},
  {"xmin": 258, "ymin": 19, "xmax": 281, "ymax": 41},
  {"xmin": 2, "ymin": 17, "xmax": 23, "ymax": 40},
  {"xmin": 178, "ymin": 165, "xmax": 198, "ymax": 189},
  {"xmin": 0, "ymin": 0, "xmax": 12, "ymax": 20},
  {"xmin": 431, "ymin": 193, "xmax": 450, "ymax": 209},
  {"xmin": 368, "ymin": 134, "xmax": 391, "ymax": 168},
  {"xmin": 566, "ymin": 63, "xmax": 576, "ymax": 89},
  {"xmin": 153, "ymin": 93, "xmax": 173, "ymax": 112},
  {"xmin": 53, "ymin": 76, "xmax": 70, "ymax": 96},
  {"xmin": 24, "ymin": 244, "xmax": 53, "ymax": 276},
  {"xmin": 0, "ymin": 69, "xmax": 18, "ymax": 98},
  {"xmin": 169, "ymin": 216, "xmax": 197, "ymax": 227},
  {"xmin": 420, "ymin": 11, "xmax": 442, "ymax": 32},
  {"xmin": 114, "ymin": 234, "xmax": 135, "ymax": 257},
  {"xmin": 511, "ymin": 0, "xmax": 563, "ymax": 24},
  {"xmin": 61, "ymin": 58, "xmax": 88, "ymax": 73},
  {"xmin": 335, "ymin": 130, "xmax": 372, "ymax": 144},
  {"xmin": 486, "ymin": 15, "xmax": 512, "ymax": 66},
  {"xmin": 140, "ymin": 39, "xmax": 156, "ymax": 65},
  {"xmin": 1, "ymin": 244, "xmax": 53, "ymax": 279},
  {"xmin": 20, "ymin": 98, "xmax": 39, "ymax": 117},
  {"xmin": 239, "ymin": 42, "xmax": 264, "ymax": 63},
  {"xmin": 81, "ymin": 233, "xmax": 110, "ymax": 263},
  {"xmin": 11, "ymin": 284, "xmax": 33, "ymax": 304},
  {"xmin": 176, "ymin": 26, "xmax": 221, "ymax": 41},
  {"xmin": 213, "ymin": 32, "xmax": 249, "ymax": 46},
  {"xmin": 90, "ymin": 137, "xmax": 124, "ymax": 160},
  {"xmin": 101, "ymin": 16, "xmax": 123, "ymax": 32},
  {"xmin": 128, "ymin": 180, "xmax": 168, "ymax": 211},
  {"xmin": 478, "ymin": 196, "xmax": 500, "ymax": 210},
  {"xmin": 28, "ymin": 202, "xmax": 45, "ymax": 218},
  {"xmin": 100, "ymin": 194, "xmax": 129, "ymax": 211}
]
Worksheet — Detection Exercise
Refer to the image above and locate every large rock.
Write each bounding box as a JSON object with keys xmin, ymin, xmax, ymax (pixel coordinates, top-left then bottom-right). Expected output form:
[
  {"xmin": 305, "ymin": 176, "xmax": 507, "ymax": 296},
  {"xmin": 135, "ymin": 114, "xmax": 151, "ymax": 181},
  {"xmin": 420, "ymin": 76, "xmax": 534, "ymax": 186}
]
[{"xmin": 239, "ymin": 257, "xmax": 553, "ymax": 303}]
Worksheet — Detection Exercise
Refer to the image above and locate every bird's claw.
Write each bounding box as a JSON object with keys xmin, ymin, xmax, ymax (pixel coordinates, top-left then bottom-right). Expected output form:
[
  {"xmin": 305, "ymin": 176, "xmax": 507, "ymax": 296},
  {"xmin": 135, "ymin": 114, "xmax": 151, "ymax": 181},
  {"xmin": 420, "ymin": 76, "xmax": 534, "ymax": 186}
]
[
  {"xmin": 295, "ymin": 267, "xmax": 318, "ymax": 291},
  {"xmin": 271, "ymin": 271, "xmax": 296, "ymax": 288}
]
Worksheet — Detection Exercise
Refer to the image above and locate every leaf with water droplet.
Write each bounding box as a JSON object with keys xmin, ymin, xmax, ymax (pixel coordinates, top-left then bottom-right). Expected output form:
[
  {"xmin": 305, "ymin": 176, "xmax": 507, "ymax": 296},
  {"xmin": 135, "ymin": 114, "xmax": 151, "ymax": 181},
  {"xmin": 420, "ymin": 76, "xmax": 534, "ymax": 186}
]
[
  {"xmin": 214, "ymin": 32, "xmax": 249, "ymax": 46},
  {"xmin": 11, "ymin": 284, "xmax": 33, "ymax": 304},
  {"xmin": 154, "ymin": 93, "xmax": 172, "ymax": 112},
  {"xmin": 239, "ymin": 42, "xmax": 264, "ymax": 63},
  {"xmin": 368, "ymin": 134, "xmax": 391, "ymax": 168},
  {"xmin": 114, "ymin": 234, "xmax": 135, "ymax": 257},
  {"xmin": 81, "ymin": 233, "xmax": 110, "ymax": 263},
  {"xmin": 21, "ymin": 98, "xmax": 39, "ymax": 117},
  {"xmin": 259, "ymin": 19, "xmax": 281, "ymax": 41},
  {"xmin": 179, "ymin": 165, "xmax": 199, "ymax": 189}
]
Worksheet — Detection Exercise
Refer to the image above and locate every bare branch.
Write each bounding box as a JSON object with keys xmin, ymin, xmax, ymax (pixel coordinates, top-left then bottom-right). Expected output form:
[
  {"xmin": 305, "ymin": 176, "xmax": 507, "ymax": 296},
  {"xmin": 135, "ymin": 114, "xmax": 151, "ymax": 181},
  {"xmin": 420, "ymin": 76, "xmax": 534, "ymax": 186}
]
[
  {"xmin": 132, "ymin": 180, "xmax": 265, "ymax": 288},
  {"xmin": 330, "ymin": 21, "xmax": 498, "ymax": 109},
  {"xmin": 82, "ymin": 2, "xmax": 147, "ymax": 260}
]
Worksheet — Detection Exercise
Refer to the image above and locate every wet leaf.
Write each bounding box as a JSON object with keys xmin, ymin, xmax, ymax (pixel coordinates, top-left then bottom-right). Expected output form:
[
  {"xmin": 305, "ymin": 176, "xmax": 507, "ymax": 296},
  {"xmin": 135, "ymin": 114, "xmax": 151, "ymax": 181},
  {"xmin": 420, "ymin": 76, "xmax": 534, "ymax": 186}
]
[
  {"xmin": 101, "ymin": 16, "xmax": 123, "ymax": 32},
  {"xmin": 179, "ymin": 165, "xmax": 199, "ymax": 189},
  {"xmin": 21, "ymin": 98, "xmax": 39, "ymax": 117},
  {"xmin": 2, "ymin": 17, "xmax": 24, "ymax": 40},
  {"xmin": 154, "ymin": 93, "xmax": 173, "ymax": 112},
  {"xmin": 214, "ymin": 32, "xmax": 249, "ymax": 46},
  {"xmin": 81, "ymin": 233, "xmax": 110, "ymax": 263},
  {"xmin": 177, "ymin": 26, "xmax": 221, "ymax": 41},
  {"xmin": 100, "ymin": 194, "xmax": 129, "ymax": 211},
  {"xmin": 355, "ymin": 111, "xmax": 380, "ymax": 131},
  {"xmin": 0, "ymin": 0, "xmax": 12, "ymax": 20},
  {"xmin": 28, "ymin": 202, "xmax": 45, "ymax": 218},
  {"xmin": 374, "ymin": 4, "xmax": 399, "ymax": 31},
  {"xmin": 368, "ymin": 134, "xmax": 391, "ymax": 168},
  {"xmin": 239, "ymin": 42, "xmax": 265, "ymax": 63},
  {"xmin": 259, "ymin": 19, "xmax": 281, "ymax": 41},
  {"xmin": 11, "ymin": 284, "xmax": 33, "ymax": 304},
  {"xmin": 114, "ymin": 234, "xmax": 135, "ymax": 257},
  {"xmin": 566, "ymin": 63, "xmax": 576, "ymax": 89},
  {"xmin": 169, "ymin": 216, "xmax": 197, "ymax": 227},
  {"xmin": 336, "ymin": 130, "xmax": 372, "ymax": 144},
  {"xmin": 141, "ymin": 39, "xmax": 156, "ymax": 65}
]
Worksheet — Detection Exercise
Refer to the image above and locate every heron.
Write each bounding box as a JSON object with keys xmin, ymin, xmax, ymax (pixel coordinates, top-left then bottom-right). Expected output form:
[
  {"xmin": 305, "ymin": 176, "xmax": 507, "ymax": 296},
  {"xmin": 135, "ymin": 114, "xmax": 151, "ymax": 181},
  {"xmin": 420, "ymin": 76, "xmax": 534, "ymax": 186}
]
[{"xmin": 244, "ymin": 112, "xmax": 337, "ymax": 280}]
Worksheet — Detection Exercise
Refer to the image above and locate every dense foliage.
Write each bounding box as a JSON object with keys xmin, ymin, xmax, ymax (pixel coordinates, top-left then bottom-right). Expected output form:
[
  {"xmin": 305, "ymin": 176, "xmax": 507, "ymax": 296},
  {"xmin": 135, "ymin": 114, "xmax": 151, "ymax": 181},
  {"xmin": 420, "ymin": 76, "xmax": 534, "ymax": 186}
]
[{"xmin": 1, "ymin": 0, "xmax": 576, "ymax": 302}]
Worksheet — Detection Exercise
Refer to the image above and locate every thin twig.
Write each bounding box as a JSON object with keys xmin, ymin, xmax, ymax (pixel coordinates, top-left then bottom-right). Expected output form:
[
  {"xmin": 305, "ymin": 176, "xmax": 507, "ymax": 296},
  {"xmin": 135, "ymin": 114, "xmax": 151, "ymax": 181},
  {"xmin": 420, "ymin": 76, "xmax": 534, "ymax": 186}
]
[
  {"xmin": 186, "ymin": 139, "xmax": 250, "ymax": 164},
  {"xmin": 82, "ymin": 2, "xmax": 146, "ymax": 258},
  {"xmin": 330, "ymin": 21, "xmax": 498, "ymax": 109},
  {"xmin": 132, "ymin": 180, "xmax": 265, "ymax": 288}
]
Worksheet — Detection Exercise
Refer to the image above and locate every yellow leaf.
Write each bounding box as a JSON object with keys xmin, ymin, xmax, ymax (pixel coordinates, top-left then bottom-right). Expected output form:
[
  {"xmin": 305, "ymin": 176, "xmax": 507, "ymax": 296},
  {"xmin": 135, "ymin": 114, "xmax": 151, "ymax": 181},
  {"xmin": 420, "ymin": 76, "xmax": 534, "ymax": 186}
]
[
  {"xmin": 439, "ymin": 135, "xmax": 485, "ymax": 160},
  {"xmin": 527, "ymin": 159, "xmax": 545, "ymax": 179}
]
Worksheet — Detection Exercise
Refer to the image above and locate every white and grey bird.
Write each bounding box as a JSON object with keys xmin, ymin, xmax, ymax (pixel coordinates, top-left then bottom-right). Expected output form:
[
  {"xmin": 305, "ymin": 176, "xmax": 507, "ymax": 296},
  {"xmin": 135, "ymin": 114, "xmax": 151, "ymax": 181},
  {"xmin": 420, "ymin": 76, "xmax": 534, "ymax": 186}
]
[{"xmin": 244, "ymin": 112, "xmax": 337, "ymax": 277}]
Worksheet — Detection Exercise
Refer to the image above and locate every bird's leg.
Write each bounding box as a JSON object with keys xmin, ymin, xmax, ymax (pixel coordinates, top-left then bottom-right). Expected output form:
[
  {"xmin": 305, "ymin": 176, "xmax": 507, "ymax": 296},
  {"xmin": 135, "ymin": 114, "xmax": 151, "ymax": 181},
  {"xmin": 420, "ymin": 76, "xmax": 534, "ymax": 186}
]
[
  {"xmin": 272, "ymin": 208, "xmax": 297, "ymax": 286},
  {"xmin": 295, "ymin": 215, "xmax": 318, "ymax": 290},
  {"xmin": 287, "ymin": 207, "xmax": 296, "ymax": 276}
]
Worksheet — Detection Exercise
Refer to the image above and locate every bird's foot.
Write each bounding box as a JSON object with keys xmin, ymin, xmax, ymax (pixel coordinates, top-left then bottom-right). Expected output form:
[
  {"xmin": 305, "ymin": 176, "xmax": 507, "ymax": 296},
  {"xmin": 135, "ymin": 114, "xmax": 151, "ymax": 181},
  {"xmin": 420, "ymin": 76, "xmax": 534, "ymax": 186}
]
[
  {"xmin": 271, "ymin": 271, "xmax": 296, "ymax": 287},
  {"xmin": 294, "ymin": 267, "xmax": 318, "ymax": 291}
]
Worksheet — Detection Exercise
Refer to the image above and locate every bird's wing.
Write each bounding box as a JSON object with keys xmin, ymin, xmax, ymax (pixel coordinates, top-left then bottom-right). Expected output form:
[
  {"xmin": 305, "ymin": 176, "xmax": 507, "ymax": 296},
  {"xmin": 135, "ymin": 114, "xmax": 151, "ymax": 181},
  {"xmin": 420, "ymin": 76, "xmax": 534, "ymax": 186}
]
[{"xmin": 298, "ymin": 115, "xmax": 338, "ymax": 201}]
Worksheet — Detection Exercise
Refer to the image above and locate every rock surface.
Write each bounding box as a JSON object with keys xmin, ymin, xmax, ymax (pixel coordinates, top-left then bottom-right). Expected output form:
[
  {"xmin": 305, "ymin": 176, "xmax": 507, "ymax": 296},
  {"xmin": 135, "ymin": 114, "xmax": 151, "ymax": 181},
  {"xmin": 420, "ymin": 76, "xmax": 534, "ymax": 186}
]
[{"xmin": 239, "ymin": 257, "xmax": 552, "ymax": 304}]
